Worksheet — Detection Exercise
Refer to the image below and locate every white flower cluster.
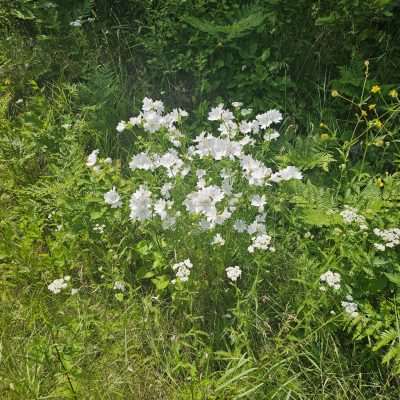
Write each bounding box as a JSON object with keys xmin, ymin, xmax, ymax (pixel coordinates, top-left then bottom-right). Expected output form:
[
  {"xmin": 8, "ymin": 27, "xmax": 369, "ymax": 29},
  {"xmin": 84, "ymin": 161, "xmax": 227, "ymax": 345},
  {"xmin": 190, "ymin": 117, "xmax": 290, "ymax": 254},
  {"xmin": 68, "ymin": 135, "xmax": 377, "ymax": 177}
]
[
  {"xmin": 86, "ymin": 98, "xmax": 306, "ymax": 285},
  {"xmin": 129, "ymin": 149, "xmax": 188, "ymax": 177},
  {"xmin": 129, "ymin": 185, "xmax": 153, "ymax": 222},
  {"xmin": 341, "ymin": 296, "xmax": 359, "ymax": 318},
  {"xmin": 128, "ymin": 185, "xmax": 177, "ymax": 228},
  {"xmin": 116, "ymin": 97, "xmax": 188, "ymax": 147},
  {"xmin": 93, "ymin": 223, "xmax": 105, "ymax": 233},
  {"xmin": 240, "ymin": 155, "xmax": 272, "ymax": 186},
  {"xmin": 373, "ymin": 227, "xmax": 400, "ymax": 251},
  {"xmin": 340, "ymin": 206, "xmax": 368, "ymax": 230},
  {"xmin": 172, "ymin": 259, "xmax": 193, "ymax": 282},
  {"xmin": 194, "ymin": 132, "xmax": 244, "ymax": 160},
  {"xmin": 113, "ymin": 281, "xmax": 126, "ymax": 291},
  {"xmin": 248, "ymin": 233, "xmax": 274, "ymax": 253},
  {"xmin": 231, "ymin": 213, "xmax": 275, "ymax": 254},
  {"xmin": 225, "ymin": 266, "xmax": 242, "ymax": 282},
  {"xmin": 207, "ymin": 103, "xmax": 282, "ymax": 136},
  {"xmin": 320, "ymin": 270, "xmax": 341, "ymax": 290},
  {"xmin": 184, "ymin": 185, "xmax": 227, "ymax": 227},
  {"xmin": 48, "ymin": 276, "xmax": 70, "ymax": 294}
]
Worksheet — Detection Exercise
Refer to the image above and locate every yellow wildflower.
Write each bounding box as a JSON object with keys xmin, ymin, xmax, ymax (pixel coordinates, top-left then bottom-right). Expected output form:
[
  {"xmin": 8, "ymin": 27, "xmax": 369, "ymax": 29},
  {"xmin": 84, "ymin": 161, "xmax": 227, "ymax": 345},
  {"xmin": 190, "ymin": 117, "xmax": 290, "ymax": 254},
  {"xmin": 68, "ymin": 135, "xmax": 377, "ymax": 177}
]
[
  {"xmin": 331, "ymin": 90, "xmax": 339, "ymax": 97},
  {"xmin": 374, "ymin": 119, "xmax": 383, "ymax": 129},
  {"xmin": 368, "ymin": 104, "xmax": 376, "ymax": 110},
  {"xmin": 389, "ymin": 89, "xmax": 398, "ymax": 98},
  {"xmin": 371, "ymin": 85, "xmax": 381, "ymax": 94}
]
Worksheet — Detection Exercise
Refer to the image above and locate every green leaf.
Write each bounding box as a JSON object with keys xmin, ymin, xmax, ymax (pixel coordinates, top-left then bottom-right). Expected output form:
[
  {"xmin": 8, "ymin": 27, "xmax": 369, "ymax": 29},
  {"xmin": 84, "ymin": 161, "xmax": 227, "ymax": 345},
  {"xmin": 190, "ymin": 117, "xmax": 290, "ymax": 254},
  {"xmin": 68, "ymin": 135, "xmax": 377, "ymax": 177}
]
[
  {"xmin": 301, "ymin": 209, "xmax": 339, "ymax": 226},
  {"xmin": 136, "ymin": 266, "xmax": 155, "ymax": 280},
  {"xmin": 115, "ymin": 293, "xmax": 124, "ymax": 302},
  {"xmin": 384, "ymin": 273, "xmax": 400, "ymax": 286},
  {"xmin": 90, "ymin": 210, "xmax": 105, "ymax": 220},
  {"xmin": 315, "ymin": 13, "xmax": 337, "ymax": 26},
  {"xmin": 11, "ymin": 9, "xmax": 36, "ymax": 21},
  {"xmin": 151, "ymin": 275, "xmax": 170, "ymax": 291}
]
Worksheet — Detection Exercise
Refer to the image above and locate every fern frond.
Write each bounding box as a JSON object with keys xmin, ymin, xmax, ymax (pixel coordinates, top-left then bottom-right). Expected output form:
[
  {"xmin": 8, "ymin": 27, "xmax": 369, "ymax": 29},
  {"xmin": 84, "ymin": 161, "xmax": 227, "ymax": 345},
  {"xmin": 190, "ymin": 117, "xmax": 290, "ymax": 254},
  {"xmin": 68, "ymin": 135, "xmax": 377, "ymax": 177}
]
[{"xmin": 184, "ymin": 7, "xmax": 266, "ymax": 41}]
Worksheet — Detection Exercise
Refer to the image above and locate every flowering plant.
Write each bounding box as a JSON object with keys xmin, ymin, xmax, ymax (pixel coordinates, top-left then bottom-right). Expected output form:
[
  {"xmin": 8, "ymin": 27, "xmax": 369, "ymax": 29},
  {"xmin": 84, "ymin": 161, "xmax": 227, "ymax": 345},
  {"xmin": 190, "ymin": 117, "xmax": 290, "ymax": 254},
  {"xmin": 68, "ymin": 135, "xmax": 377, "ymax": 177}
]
[{"xmin": 85, "ymin": 98, "xmax": 303, "ymax": 298}]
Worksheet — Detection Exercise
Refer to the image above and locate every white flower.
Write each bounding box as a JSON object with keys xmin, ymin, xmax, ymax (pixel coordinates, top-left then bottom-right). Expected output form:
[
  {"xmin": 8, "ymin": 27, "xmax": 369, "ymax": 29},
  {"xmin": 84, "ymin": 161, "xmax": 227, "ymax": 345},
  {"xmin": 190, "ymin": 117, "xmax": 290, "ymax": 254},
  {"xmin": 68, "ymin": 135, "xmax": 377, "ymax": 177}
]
[
  {"xmin": 167, "ymin": 126, "xmax": 184, "ymax": 147},
  {"xmin": 62, "ymin": 123, "xmax": 71, "ymax": 129},
  {"xmin": 218, "ymin": 121, "xmax": 237, "ymax": 138},
  {"xmin": 142, "ymin": 97, "xmax": 164, "ymax": 113},
  {"xmin": 373, "ymin": 227, "xmax": 400, "ymax": 249},
  {"xmin": 172, "ymin": 259, "xmax": 193, "ymax": 282},
  {"xmin": 226, "ymin": 266, "xmax": 242, "ymax": 282},
  {"xmin": 264, "ymin": 130, "xmax": 280, "ymax": 141},
  {"xmin": 233, "ymin": 219, "xmax": 247, "ymax": 233},
  {"xmin": 156, "ymin": 149, "xmax": 185, "ymax": 177},
  {"xmin": 116, "ymin": 120, "xmax": 127, "ymax": 132},
  {"xmin": 129, "ymin": 115, "xmax": 142, "ymax": 126},
  {"xmin": 70, "ymin": 19, "xmax": 82, "ymax": 27},
  {"xmin": 104, "ymin": 157, "xmax": 112, "ymax": 164},
  {"xmin": 129, "ymin": 185, "xmax": 153, "ymax": 222},
  {"xmin": 161, "ymin": 183, "xmax": 173, "ymax": 199},
  {"xmin": 154, "ymin": 198, "xmax": 173, "ymax": 220},
  {"xmin": 93, "ymin": 223, "xmax": 105, "ymax": 233},
  {"xmin": 232, "ymin": 102, "xmax": 243, "ymax": 108},
  {"xmin": 270, "ymin": 166, "xmax": 303, "ymax": 182},
  {"xmin": 142, "ymin": 110, "xmax": 164, "ymax": 133},
  {"xmin": 239, "ymin": 121, "xmax": 253, "ymax": 134},
  {"xmin": 248, "ymin": 233, "xmax": 273, "ymax": 253},
  {"xmin": 71, "ymin": 288, "xmax": 79, "ymax": 295},
  {"xmin": 113, "ymin": 281, "xmax": 126, "ymax": 291},
  {"xmin": 341, "ymin": 300, "xmax": 359, "ymax": 318},
  {"xmin": 211, "ymin": 233, "xmax": 225, "ymax": 246},
  {"xmin": 240, "ymin": 155, "xmax": 272, "ymax": 186},
  {"xmin": 104, "ymin": 187, "xmax": 122, "ymax": 208},
  {"xmin": 374, "ymin": 243, "xmax": 386, "ymax": 251},
  {"xmin": 184, "ymin": 185, "xmax": 225, "ymax": 224},
  {"xmin": 86, "ymin": 149, "xmax": 99, "ymax": 167},
  {"xmin": 340, "ymin": 206, "xmax": 367, "ymax": 230},
  {"xmin": 208, "ymin": 104, "xmax": 225, "ymax": 121},
  {"xmin": 250, "ymin": 194, "xmax": 266, "ymax": 212},
  {"xmin": 194, "ymin": 133, "xmax": 243, "ymax": 160},
  {"xmin": 48, "ymin": 277, "xmax": 69, "ymax": 294},
  {"xmin": 256, "ymin": 109, "xmax": 282, "ymax": 129},
  {"xmin": 129, "ymin": 152, "xmax": 155, "ymax": 171},
  {"xmin": 320, "ymin": 270, "xmax": 341, "ymax": 290}
]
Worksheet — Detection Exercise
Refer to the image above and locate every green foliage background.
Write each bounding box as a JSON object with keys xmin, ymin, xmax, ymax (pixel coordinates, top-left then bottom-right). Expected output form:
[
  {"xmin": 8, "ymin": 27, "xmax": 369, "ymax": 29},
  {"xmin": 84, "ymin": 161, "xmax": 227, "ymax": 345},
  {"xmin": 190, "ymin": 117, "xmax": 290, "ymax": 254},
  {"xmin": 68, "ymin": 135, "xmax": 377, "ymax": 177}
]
[{"xmin": 1, "ymin": 1, "xmax": 400, "ymax": 398}]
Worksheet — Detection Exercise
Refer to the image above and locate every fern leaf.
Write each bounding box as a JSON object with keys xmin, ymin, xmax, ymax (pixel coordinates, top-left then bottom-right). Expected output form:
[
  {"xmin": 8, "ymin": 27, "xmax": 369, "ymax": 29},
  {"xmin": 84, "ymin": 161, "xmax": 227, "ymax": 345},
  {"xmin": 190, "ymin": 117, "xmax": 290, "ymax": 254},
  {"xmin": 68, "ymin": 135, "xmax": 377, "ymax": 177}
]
[{"xmin": 184, "ymin": 7, "xmax": 266, "ymax": 41}]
